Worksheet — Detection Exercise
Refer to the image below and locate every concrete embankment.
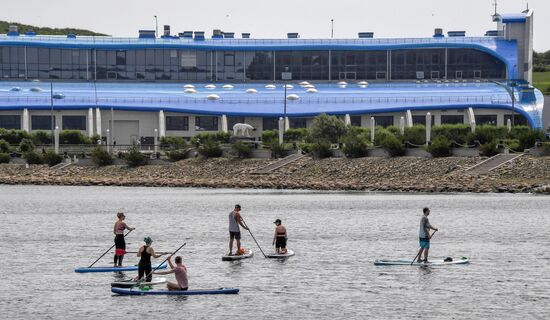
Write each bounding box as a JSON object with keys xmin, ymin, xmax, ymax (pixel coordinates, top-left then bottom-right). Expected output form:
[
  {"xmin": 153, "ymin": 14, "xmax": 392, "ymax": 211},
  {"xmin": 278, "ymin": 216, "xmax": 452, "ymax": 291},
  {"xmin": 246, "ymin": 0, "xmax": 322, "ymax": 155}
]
[{"xmin": 0, "ymin": 156, "xmax": 549, "ymax": 193}]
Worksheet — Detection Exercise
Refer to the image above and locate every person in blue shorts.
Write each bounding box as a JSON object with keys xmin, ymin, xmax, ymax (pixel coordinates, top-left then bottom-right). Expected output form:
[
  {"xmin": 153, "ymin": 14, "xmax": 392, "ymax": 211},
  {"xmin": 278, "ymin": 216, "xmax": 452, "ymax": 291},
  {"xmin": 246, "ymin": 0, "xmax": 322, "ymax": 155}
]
[{"xmin": 416, "ymin": 207, "xmax": 438, "ymax": 263}]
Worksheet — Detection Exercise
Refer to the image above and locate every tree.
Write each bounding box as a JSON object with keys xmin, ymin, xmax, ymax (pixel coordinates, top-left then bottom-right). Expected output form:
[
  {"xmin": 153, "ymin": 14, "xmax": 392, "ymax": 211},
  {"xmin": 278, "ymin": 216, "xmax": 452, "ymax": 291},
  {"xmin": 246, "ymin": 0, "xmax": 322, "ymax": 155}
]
[{"xmin": 308, "ymin": 114, "xmax": 347, "ymax": 144}]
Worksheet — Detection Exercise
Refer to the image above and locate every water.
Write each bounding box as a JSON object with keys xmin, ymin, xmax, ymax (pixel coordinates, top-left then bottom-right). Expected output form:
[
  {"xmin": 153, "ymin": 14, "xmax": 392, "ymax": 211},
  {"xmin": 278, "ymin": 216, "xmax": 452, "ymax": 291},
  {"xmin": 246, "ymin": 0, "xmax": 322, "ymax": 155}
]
[{"xmin": 1, "ymin": 185, "xmax": 549, "ymax": 319}]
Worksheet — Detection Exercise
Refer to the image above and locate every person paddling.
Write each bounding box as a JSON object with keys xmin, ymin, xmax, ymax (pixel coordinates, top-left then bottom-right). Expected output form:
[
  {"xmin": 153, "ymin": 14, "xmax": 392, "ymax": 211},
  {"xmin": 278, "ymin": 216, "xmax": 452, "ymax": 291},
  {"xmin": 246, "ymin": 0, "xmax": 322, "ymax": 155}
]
[
  {"xmin": 272, "ymin": 219, "xmax": 288, "ymax": 254},
  {"xmin": 228, "ymin": 204, "xmax": 249, "ymax": 256},
  {"xmin": 416, "ymin": 207, "xmax": 438, "ymax": 263},
  {"xmin": 136, "ymin": 237, "xmax": 164, "ymax": 282},
  {"xmin": 153, "ymin": 255, "xmax": 188, "ymax": 291},
  {"xmin": 113, "ymin": 212, "xmax": 135, "ymax": 267}
]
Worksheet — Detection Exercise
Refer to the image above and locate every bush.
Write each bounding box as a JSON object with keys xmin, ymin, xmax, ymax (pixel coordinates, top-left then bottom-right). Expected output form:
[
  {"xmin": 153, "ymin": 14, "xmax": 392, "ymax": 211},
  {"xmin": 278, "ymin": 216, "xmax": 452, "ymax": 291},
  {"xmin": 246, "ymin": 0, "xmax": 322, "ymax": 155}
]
[
  {"xmin": 311, "ymin": 140, "xmax": 333, "ymax": 159},
  {"xmin": 432, "ymin": 124, "xmax": 471, "ymax": 144},
  {"xmin": 59, "ymin": 130, "xmax": 91, "ymax": 144},
  {"xmin": 262, "ymin": 130, "xmax": 279, "ymax": 145},
  {"xmin": 90, "ymin": 134, "xmax": 102, "ymax": 145},
  {"xmin": 232, "ymin": 140, "xmax": 252, "ymax": 159},
  {"xmin": 341, "ymin": 128, "xmax": 369, "ymax": 158},
  {"xmin": 43, "ymin": 150, "xmax": 63, "ymax": 166},
  {"xmin": 509, "ymin": 126, "xmax": 531, "ymax": 139},
  {"xmin": 91, "ymin": 147, "xmax": 113, "ymax": 166},
  {"xmin": 518, "ymin": 129, "xmax": 545, "ymax": 151},
  {"xmin": 309, "ymin": 114, "xmax": 347, "ymax": 144},
  {"xmin": 541, "ymin": 143, "xmax": 550, "ymax": 156},
  {"xmin": 166, "ymin": 149, "xmax": 187, "ymax": 161},
  {"xmin": 191, "ymin": 132, "xmax": 230, "ymax": 146},
  {"xmin": 0, "ymin": 153, "xmax": 10, "ymax": 164},
  {"xmin": 19, "ymin": 138, "xmax": 35, "ymax": 153},
  {"xmin": 479, "ymin": 140, "xmax": 500, "ymax": 157},
  {"xmin": 31, "ymin": 131, "xmax": 53, "ymax": 145},
  {"xmin": 466, "ymin": 125, "xmax": 507, "ymax": 145},
  {"xmin": 374, "ymin": 127, "xmax": 394, "ymax": 146},
  {"xmin": 284, "ymin": 128, "xmax": 308, "ymax": 143},
  {"xmin": 428, "ymin": 136, "xmax": 452, "ymax": 158},
  {"xmin": 380, "ymin": 134, "xmax": 405, "ymax": 157},
  {"xmin": 299, "ymin": 143, "xmax": 314, "ymax": 154},
  {"xmin": 0, "ymin": 129, "xmax": 30, "ymax": 144},
  {"xmin": 270, "ymin": 142, "xmax": 288, "ymax": 159},
  {"xmin": 198, "ymin": 140, "xmax": 223, "ymax": 158},
  {"xmin": 125, "ymin": 145, "xmax": 147, "ymax": 167},
  {"xmin": 0, "ymin": 139, "xmax": 10, "ymax": 153},
  {"xmin": 24, "ymin": 151, "xmax": 43, "ymax": 164},
  {"xmin": 160, "ymin": 136, "xmax": 186, "ymax": 150},
  {"xmin": 403, "ymin": 125, "xmax": 426, "ymax": 145}
]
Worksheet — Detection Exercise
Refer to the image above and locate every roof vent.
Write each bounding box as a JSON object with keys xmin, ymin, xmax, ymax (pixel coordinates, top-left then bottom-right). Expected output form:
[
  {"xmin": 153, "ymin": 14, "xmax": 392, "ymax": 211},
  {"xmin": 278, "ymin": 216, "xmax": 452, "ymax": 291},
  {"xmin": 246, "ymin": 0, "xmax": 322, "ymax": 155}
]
[
  {"xmin": 485, "ymin": 30, "xmax": 499, "ymax": 36},
  {"xmin": 194, "ymin": 31, "xmax": 205, "ymax": 41},
  {"xmin": 7, "ymin": 25, "xmax": 19, "ymax": 36},
  {"xmin": 179, "ymin": 31, "xmax": 193, "ymax": 39},
  {"xmin": 212, "ymin": 29, "xmax": 223, "ymax": 39},
  {"xmin": 242, "ymin": 33, "xmax": 250, "ymax": 38},
  {"xmin": 224, "ymin": 32, "xmax": 234, "ymax": 39},
  {"xmin": 447, "ymin": 31, "xmax": 465, "ymax": 37},
  {"xmin": 287, "ymin": 33, "xmax": 299, "ymax": 39},
  {"xmin": 433, "ymin": 28, "xmax": 444, "ymax": 38},
  {"xmin": 138, "ymin": 30, "xmax": 156, "ymax": 39},
  {"xmin": 25, "ymin": 31, "xmax": 36, "ymax": 36},
  {"xmin": 163, "ymin": 25, "xmax": 170, "ymax": 36},
  {"xmin": 358, "ymin": 32, "xmax": 374, "ymax": 38},
  {"xmin": 67, "ymin": 33, "xmax": 76, "ymax": 39}
]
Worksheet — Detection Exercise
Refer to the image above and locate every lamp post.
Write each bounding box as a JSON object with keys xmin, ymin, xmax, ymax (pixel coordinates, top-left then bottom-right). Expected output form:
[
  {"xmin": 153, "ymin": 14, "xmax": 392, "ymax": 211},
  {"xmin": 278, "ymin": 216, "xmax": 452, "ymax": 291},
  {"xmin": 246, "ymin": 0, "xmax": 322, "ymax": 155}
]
[
  {"xmin": 106, "ymin": 128, "xmax": 110, "ymax": 153},
  {"xmin": 489, "ymin": 79, "xmax": 516, "ymax": 127},
  {"xmin": 154, "ymin": 15, "xmax": 158, "ymax": 38},
  {"xmin": 54, "ymin": 126, "xmax": 60, "ymax": 154},
  {"xmin": 154, "ymin": 128, "xmax": 158, "ymax": 155},
  {"xmin": 331, "ymin": 19, "xmax": 334, "ymax": 38},
  {"xmin": 50, "ymin": 82, "xmax": 64, "ymax": 146}
]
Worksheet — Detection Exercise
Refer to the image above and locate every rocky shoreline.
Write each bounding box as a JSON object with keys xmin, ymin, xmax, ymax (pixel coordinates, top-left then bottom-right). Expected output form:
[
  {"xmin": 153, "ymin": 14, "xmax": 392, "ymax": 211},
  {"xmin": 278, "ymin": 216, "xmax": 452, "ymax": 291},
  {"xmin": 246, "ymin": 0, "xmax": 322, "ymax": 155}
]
[{"xmin": 0, "ymin": 156, "xmax": 549, "ymax": 194}]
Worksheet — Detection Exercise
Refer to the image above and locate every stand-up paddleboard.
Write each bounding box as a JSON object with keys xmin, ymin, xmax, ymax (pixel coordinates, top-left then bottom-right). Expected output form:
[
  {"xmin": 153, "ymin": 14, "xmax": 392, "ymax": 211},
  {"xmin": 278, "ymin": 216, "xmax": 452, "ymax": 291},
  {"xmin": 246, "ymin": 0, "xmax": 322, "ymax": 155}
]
[
  {"xmin": 221, "ymin": 249, "xmax": 253, "ymax": 261},
  {"xmin": 266, "ymin": 250, "xmax": 295, "ymax": 259},
  {"xmin": 111, "ymin": 277, "xmax": 167, "ymax": 288},
  {"xmin": 374, "ymin": 257, "xmax": 469, "ymax": 266},
  {"xmin": 75, "ymin": 263, "xmax": 167, "ymax": 273},
  {"xmin": 111, "ymin": 287, "xmax": 239, "ymax": 296}
]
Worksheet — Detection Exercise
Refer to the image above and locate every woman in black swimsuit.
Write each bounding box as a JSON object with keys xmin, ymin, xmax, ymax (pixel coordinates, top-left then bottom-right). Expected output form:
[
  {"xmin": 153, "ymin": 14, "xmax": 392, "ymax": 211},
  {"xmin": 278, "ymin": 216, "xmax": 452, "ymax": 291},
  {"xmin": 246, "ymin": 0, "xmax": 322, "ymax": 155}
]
[{"xmin": 136, "ymin": 237, "xmax": 163, "ymax": 282}]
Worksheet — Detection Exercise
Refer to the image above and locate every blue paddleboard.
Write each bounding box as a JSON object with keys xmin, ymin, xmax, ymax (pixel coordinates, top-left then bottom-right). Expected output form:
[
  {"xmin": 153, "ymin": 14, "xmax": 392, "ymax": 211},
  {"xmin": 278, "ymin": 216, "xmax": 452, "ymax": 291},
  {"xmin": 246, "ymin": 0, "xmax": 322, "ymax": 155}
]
[{"xmin": 75, "ymin": 263, "xmax": 167, "ymax": 273}]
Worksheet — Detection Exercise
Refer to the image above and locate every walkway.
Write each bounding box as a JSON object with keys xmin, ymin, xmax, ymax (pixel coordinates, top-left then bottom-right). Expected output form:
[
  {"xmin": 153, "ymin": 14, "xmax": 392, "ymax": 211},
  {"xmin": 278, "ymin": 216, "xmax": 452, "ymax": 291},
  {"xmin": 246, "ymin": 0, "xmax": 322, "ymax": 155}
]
[
  {"xmin": 253, "ymin": 152, "xmax": 307, "ymax": 174},
  {"xmin": 465, "ymin": 153, "xmax": 524, "ymax": 175}
]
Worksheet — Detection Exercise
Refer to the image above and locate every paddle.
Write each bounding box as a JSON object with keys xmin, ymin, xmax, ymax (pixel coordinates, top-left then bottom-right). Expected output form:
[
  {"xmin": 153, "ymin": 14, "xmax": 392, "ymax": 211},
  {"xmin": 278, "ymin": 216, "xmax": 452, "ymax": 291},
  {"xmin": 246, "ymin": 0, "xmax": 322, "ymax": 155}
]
[
  {"xmin": 138, "ymin": 242, "xmax": 186, "ymax": 284},
  {"xmin": 241, "ymin": 217, "xmax": 267, "ymax": 258},
  {"xmin": 88, "ymin": 229, "xmax": 133, "ymax": 268},
  {"xmin": 411, "ymin": 230, "xmax": 437, "ymax": 265}
]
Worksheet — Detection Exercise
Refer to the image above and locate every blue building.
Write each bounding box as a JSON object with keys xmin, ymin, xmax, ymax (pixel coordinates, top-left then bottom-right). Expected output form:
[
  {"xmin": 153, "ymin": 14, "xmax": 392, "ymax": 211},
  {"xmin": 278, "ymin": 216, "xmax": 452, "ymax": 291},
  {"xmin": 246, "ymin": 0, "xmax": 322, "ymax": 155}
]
[{"xmin": 0, "ymin": 10, "xmax": 544, "ymax": 145}]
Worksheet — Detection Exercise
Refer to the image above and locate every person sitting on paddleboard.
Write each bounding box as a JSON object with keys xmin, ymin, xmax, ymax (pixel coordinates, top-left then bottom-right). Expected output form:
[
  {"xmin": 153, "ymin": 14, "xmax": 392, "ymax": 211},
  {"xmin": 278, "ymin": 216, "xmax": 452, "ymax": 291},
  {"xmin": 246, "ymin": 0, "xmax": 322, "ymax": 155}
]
[
  {"xmin": 228, "ymin": 204, "xmax": 249, "ymax": 256},
  {"xmin": 272, "ymin": 219, "xmax": 288, "ymax": 254},
  {"xmin": 416, "ymin": 207, "xmax": 438, "ymax": 263},
  {"xmin": 113, "ymin": 212, "xmax": 135, "ymax": 267},
  {"xmin": 153, "ymin": 255, "xmax": 188, "ymax": 291},
  {"xmin": 136, "ymin": 237, "xmax": 164, "ymax": 282}
]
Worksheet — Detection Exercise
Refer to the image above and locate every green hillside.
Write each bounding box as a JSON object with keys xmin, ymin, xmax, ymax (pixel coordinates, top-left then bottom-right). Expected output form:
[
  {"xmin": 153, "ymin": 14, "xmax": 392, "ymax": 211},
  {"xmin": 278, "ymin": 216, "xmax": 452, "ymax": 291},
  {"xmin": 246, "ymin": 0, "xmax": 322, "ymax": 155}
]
[{"xmin": 0, "ymin": 21, "xmax": 107, "ymax": 36}]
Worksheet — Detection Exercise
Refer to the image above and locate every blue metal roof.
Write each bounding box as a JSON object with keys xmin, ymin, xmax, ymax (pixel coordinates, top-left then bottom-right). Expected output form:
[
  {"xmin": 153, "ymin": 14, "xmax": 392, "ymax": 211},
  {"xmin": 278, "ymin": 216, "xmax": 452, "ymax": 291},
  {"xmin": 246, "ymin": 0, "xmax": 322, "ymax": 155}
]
[
  {"xmin": 0, "ymin": 80, "xmax": 543, "ymax": 128},
  {"xmin": 500, "ymin": 13, "xmax": 527, "ymax": 23}
]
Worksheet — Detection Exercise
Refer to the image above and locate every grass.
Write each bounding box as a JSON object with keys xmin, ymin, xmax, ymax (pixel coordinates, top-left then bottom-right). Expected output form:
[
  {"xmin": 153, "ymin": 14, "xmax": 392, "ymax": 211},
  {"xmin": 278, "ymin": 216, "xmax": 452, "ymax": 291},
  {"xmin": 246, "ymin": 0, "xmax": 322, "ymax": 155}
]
[{"xmin": 533, "ymin": 72, "xmax": 550, "ymax": 95}]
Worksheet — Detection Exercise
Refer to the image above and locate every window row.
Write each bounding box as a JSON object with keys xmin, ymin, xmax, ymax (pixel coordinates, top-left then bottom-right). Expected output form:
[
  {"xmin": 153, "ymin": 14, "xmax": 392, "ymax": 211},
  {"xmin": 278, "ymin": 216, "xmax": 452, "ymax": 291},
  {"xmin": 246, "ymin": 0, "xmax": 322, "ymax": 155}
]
[{"xmin": 0, "ymin": 115, "xmax": 87, "ymax": 130}]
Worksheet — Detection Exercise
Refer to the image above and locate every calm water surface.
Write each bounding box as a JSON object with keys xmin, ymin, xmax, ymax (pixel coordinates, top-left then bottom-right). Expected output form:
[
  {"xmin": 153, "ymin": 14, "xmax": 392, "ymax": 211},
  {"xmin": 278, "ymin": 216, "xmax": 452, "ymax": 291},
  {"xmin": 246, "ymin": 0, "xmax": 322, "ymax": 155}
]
[{"xmin": 0, "ymin": 185, "xmax": 549, "ymax": 319}]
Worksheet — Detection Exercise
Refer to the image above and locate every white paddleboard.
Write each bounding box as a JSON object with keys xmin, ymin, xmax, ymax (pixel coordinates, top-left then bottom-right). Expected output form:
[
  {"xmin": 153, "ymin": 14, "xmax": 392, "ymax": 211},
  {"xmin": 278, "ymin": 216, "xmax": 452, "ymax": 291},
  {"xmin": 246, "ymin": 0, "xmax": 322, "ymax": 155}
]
[
  {"xmin": 266, "ymin": 250, "xmax": 295, "ymax": 259},
  {"xmin": 111, "ymin": 277, "xmax": 167, "ymax": 288},
  {"xmin": 374, "ymin": 257, "xmax": 469, "ymax": 266},
  {"xmin": 222, "ymin": 249, "xmax": 254, "ymax": 261}
]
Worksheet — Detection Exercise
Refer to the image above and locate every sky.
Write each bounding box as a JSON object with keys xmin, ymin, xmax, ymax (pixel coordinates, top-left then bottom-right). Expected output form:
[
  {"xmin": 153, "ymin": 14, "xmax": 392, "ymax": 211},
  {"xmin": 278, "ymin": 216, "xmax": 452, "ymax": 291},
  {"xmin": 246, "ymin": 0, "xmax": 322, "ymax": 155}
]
[{"xmin": 2, "ymin": 0, "xmax": 549, "ymax": 51}]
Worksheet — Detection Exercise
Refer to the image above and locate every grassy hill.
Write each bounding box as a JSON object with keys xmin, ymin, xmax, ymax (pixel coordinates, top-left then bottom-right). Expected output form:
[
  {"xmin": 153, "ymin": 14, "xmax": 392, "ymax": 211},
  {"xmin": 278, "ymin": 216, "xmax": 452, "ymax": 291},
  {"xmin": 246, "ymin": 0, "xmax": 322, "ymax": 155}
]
[
  {"xmin": 533, "ymin": 72, "xmax": 550, "ymax": 95},
  {"xmin": 0, "ymin": 21, "xmax": 107, "ymax": 36}
]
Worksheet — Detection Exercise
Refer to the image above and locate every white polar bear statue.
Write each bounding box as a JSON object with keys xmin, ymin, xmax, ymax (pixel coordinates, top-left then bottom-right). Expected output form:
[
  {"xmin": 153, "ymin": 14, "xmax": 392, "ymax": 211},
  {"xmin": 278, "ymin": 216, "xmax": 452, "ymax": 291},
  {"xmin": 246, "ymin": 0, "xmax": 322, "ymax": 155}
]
[{"xmin": 232, "ymin": 123, "xmax": 256, "ymax": 137}]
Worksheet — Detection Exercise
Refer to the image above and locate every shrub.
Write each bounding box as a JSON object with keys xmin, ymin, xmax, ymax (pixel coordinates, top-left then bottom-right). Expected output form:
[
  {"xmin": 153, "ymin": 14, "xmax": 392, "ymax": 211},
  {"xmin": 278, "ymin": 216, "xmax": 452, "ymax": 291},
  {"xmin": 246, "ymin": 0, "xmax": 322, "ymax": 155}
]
[
  {"xmin": 432, "ymin": 124, "xmax": 471, "ymax": 144},
  {"xmin": 0, "ymin": 139, "xmax": 10, "ymax": 153},
  {"xmin": 428, "ymin": 136, "xmax": 452, "ymax": 158},
  {"xmin": 466, "ymin": 125, "xmax": 507, "ymax": 145},
  {"xmin": 198, "ymin": 140, "xmax": 223, "ymax": 158},
  {"xmin": 341, "ymin": 128, "xmax": 369, "ymax": 158},
  {"xmin": 541, "ymin": 142, "xmax": 550, "ymax": 156},
  {"xmin": 311, "ymin": 140, "xmax": 333, "ymax": 159},
  {"xmin": 43, "ymin": 150, "xmax": 63, "ymax": 166},
  {"xmin": 270, "ymin": 142, "xmax": 288, "ymax": 159},
  {"xmin": 284, "ymin": 128, "xmax": 308, "ymax": 143},
  {"xmin": 191, "ymin": 132, "xmax": 230, "ymax": 146},
  {"xmin": 24, "ymin": 151, "xmax": 43, "ymax": 164},
  {"xmin": 509, "ymin": 125, "xmax": 531, "ymax": 139},
  {"xmin": 125, "ymin": 145, "xmax": 147, "ymax": 167},
  {"xmin": 31, "ymin": 131, "xmax": 53, "ymax": 145},
  {"xmin": 403, "ymin": 125, "xmax": 426, "ymax": 145},
  {"xmin": 160, "ymin": 136, "xmax": 186, "ymax": 150},
  {"xmin": 59, "ymin": 130, "xmax": 91, "ymax": 144},
  {"xmin": 91, "ymin": 147, "xmax": 113, "ymax": 166},
  {"xmin": 0, "ymin": 153, "xmax": 10, "ymax": 164},
  {"xmin": 90, "ymin": 134, "xmax": 102, "ymax": 145},
  {"xmin": 0, "ymin": 129, "xmax": 30, "ymax": 144},
  {"xmin": 232, "ymin": 140, "xmax": 252, "ymax": 159},
  {"xmin": 479, "ymin": 140, "xmax": 500, "ymax": 157},
  {"xmin": 380, "ymin": 134, "xmax": 405, "ymax": 157},
  {"xmin": 262, "ymin": 130, "xmax": 279, "ymax": 145},
  {"xmin": 166, "ymin": 149, "xmax": 187, "ymax": 161},
  {"xmin": 309, "ymin": 114, "xmax": 347, "ymax": 144},
  {"xmin": 518, "ymin": 129, "xmax": 545, "ymax": 151},
  {"xmin": 299, "ymin": 143, "xmax": 314, "ymax": 154},
  {"xmin": 19, "ymin": 138, "xmax": 35, "ymax": 153}
]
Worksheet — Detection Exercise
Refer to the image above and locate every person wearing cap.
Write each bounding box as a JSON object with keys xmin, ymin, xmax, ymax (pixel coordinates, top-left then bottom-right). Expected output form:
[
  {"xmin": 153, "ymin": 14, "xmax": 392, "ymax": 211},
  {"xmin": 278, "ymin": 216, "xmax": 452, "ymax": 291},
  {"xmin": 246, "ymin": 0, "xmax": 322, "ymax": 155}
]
[
  {"xmin": 113, "ymin": 212, "xmax": 135, "ymax": 267},
  {"xmin": 228, "ymin": 204, "xmax": 249, "ymax": 256},
  {"xmin": 136, "ymin": 237, "xmax": 164, "ymax": 282},
  {"xmin": 272, "ymin": 219, "xmax": 288, "ymax": 254}
]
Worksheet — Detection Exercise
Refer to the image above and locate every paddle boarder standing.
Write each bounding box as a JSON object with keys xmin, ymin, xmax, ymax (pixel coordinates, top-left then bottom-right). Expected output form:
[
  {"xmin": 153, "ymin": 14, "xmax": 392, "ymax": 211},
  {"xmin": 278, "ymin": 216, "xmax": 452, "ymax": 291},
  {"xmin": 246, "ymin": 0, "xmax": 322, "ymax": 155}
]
[
  {"xmin": 416, "ymin": 207, "xmax": 438, "ymax": 263},
  {"xmin": 272, "ymin": 219, "xmax": 288, "ymax": 254},
  {"xmin": 153, "ymin": 255, "xmax": 188, "ymax": 291},
  {"xmin": 228, "ymin": 204, "xmax": 249, "ymax": 256},
  {"xmin": 136, "ymin": 237, "xmax": 164, "ymax": 282},
  {"xmin": 113, "ymin": 212, "xmax": 135, "ymax": 267}
]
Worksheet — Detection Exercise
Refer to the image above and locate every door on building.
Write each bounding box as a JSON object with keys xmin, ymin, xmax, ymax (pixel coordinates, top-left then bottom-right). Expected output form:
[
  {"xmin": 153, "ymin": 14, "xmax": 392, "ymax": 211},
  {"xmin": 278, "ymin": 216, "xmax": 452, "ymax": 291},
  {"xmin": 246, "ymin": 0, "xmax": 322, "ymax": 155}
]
[{"xmin": 111, "ymin": 120, "xmax": 139, "ymax": 145}]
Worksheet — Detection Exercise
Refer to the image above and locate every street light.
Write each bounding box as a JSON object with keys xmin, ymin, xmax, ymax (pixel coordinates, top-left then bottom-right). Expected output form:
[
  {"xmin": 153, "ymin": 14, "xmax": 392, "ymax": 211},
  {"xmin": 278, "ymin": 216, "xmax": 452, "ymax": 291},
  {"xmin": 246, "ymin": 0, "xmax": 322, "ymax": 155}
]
[
  {"xmin": 154, "ymin": 15, "xmax": 158, "ymax": 38},
  {"xmin": 106, "ymin": 128, "xmax": 110, "ymax": 153},
  {"xmin": 331, "ymin": 19, "xmax": 334, "ymax": 38},
  {"xmin": 50, "ymin": 82, "xmax": 65, "ymax": 145},
  {"xmin": 154, "ymin": 128, "xmax": 158, "ymax": 155}
]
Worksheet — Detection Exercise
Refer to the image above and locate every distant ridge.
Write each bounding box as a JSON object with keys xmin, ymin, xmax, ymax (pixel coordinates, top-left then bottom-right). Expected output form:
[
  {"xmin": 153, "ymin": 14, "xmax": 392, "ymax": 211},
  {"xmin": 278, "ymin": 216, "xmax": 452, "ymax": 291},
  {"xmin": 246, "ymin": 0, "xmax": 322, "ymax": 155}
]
[{"xmin": 0, "ymin": 21, "xmax": 108, "ymax": 36}]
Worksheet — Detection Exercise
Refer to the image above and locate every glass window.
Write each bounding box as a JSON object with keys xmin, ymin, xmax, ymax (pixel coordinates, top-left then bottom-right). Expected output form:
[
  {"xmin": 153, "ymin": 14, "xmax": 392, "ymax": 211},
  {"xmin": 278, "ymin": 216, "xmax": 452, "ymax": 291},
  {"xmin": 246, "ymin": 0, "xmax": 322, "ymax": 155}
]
[
  {"xmin": 62, "ymin": 115, "xmax": 86, "ymax": 130},
  {"xmin": 504, "ymin": 114, "xmax": 528, "ymax": 126},
  {"xmin": 0, "ymin": 115, "xmax": 21, "ymax": 129},
  {"xmin": 412, "ymin": 115, "xmax": 435, "ymax": 126},
  {"xmin": 195, "ymin": 116, "xmax": 218, "ymax": 131},
  {"xmin": 351, "ymin": 116, "xmax": 362, "ymax": 127},
  {"xmin": 166, "ymin": 116, "xmax": 189, "ymax": 131},
  {"xmin": 373, "ymin": 116, "xmax": 394, "ymax": 128},
  {"xmin": 262, "ymin": 117, "xmax": 279, "ymax": 131},
  {"xmin": 289, "ymin": 118, "xmax": 307, "ymax": 128},
  {"xmin": 474, "ymin": 115, "xmax": 497, "ymax": 126},
  {"xmin": 31, "ymin": 115, "xmax": 55, "ymax": 130},
  {"xmin": 441, "ymin": 115, "xmax": 464, "ymax": 124}
]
